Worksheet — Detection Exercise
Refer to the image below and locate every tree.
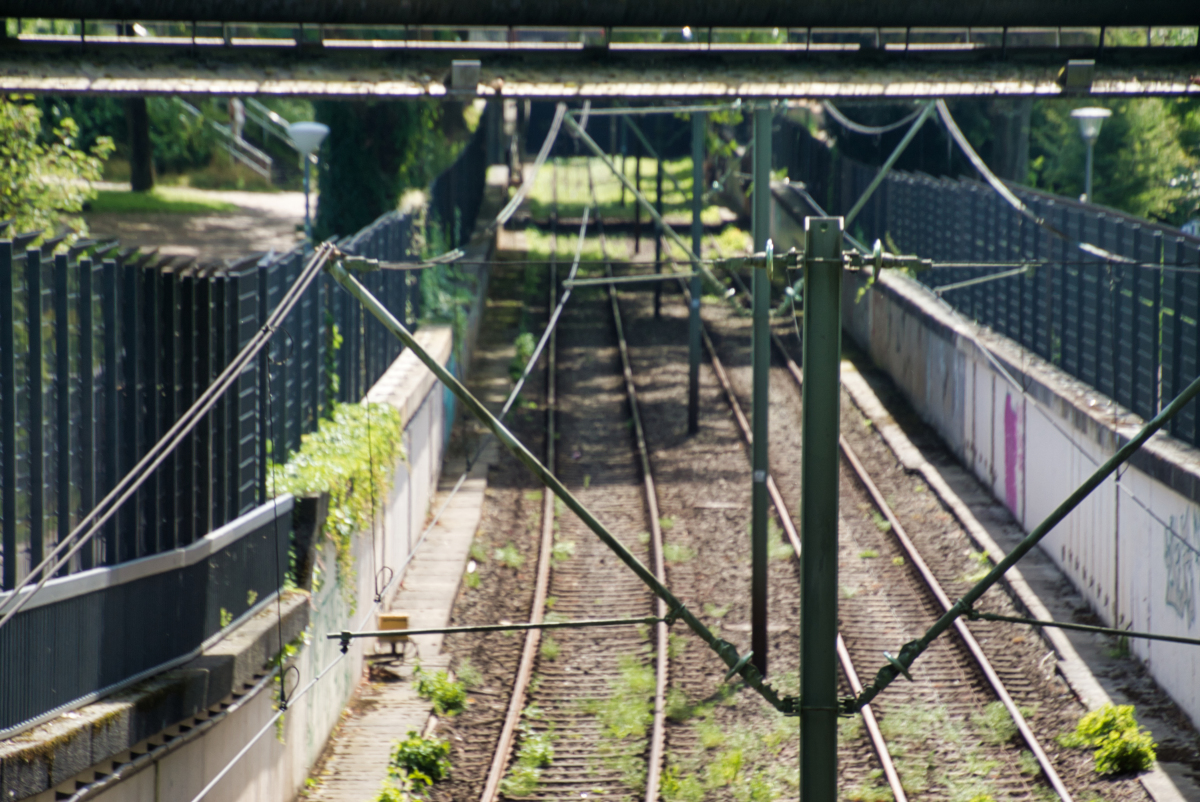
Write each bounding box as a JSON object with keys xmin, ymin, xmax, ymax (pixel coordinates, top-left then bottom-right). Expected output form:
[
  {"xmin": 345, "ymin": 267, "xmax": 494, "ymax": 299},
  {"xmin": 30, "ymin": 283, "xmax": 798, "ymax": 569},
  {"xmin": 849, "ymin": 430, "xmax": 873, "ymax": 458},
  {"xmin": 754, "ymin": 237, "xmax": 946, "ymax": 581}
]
[
  {"xmin": 313, "ymin": 100, "xmax": 466, "ymax": 240},
  {"xmin": 0, "ymin": 97, "xmax": 113, "ymax": 240},
  {"xmin": 1028, "ymin": 98, "xmax": 1198, "ymax": 224}
]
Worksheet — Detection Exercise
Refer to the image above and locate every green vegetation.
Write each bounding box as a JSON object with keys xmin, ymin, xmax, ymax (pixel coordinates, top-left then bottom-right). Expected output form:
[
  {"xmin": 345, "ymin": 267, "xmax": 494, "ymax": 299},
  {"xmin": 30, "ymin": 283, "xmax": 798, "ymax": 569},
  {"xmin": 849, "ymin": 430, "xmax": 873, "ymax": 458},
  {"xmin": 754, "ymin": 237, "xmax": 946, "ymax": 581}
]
[
  {"xmin": 661, "ymin": 692, "xmax": 799, "ymax": 802},
  {"xmin": 551, "ymin": 540, "xmax": 576, "ymax": 563},
  {"xmin": 463, "ymin": 568, "xmax": 481, "ymax": 589},
  {"xmin": 87, "ymin": 188, "xmax": 237, "ymax": 214},
  {"xmin": 859, "ymin": 549, "xmax": 880, "ymax": 559},
  {"xmin": 454, "ymin": 658, "xmax": 483, "ymax": 689},
  {"xmin": 1028, "ymin": 98, "xmax": 1199, "ymax": 225},
  {"xmin": 379, "ymin": 730, "xmax": 452, "ymax": 798},
  {"xmin": 540, "ymin": 635, "xmax": 561, "ymax": 661},
  {"xmin": 269, "ymin": 402, "xmax": 404, "ymax": 603},
  {"xmin": 878, "ymin": 702, "xmax": 1004, "ymax": 799},
  {"xmin": 500, "ymin": 725, "xmax": 555, "ymax": 797},
  {"xmin": 0, "ymin": 97, "xmax": 113, "ymax": 241},
  {"xmin": 582, "ymin": 655, "xmax": 656, "ymax": 796},
  {"xmin": 413, "ymin": 666, "xmax": 468, "ymax": 716},
  {"xmin": 663, "ymin": 542, "xmax": 697, "ymax": 564},
  {"xmin": 1061, "ymin": 704, "xmax": 1157, "ymax": 775},
  {"xmin": 972, "ymin": 701, "xmax": 1018, "ymax": 745},
  {"xmin": 494, "ymin": 542, "xmax": 525, "ymax": 570},
  {"xmin": 509, "ymin": 331, "xmax": 537, "ymax": 382}
]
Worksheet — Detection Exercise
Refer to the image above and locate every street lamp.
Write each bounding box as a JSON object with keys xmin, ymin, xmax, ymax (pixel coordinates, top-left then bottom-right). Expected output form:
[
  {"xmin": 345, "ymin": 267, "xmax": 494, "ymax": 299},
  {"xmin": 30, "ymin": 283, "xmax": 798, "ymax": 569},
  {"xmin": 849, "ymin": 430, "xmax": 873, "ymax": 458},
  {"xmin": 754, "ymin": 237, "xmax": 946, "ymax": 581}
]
[
  {"xmin": 1070, "ymin": 107, "xmax": 1111, "ymax": 204},
  {"xmin": 288, "ymin": 121, "xmax": 330, "ymax": 247}
]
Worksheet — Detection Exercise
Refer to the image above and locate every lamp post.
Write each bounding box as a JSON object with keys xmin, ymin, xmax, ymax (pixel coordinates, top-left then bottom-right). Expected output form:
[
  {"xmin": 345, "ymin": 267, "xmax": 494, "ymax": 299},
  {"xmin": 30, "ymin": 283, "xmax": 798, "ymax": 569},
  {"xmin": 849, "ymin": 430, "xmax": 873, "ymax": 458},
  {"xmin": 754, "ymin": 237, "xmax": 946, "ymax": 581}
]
[
  {"xmin": 1070, "ymin": 107, "xmax": 1111, "ymax": 203},
  {"xmin": 287, "ymin": 121, "xmax": 330, "ymax": 247}
]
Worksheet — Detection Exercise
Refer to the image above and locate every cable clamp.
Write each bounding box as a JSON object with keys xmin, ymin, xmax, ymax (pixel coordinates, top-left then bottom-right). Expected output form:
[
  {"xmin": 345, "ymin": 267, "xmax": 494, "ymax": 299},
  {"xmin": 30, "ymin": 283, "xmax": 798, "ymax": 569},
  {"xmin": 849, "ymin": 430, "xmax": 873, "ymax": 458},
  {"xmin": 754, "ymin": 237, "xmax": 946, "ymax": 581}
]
[
  {"xmin": 337, "ymin": 630, "xmax": 352, "ymax": 654},
  {"xmin": 664, "ymin": 603, "xmax": 686, "ymax": 627},
  {"xmin": 882, "ymin": 650, "xmax": 913, "ymax": 681}
]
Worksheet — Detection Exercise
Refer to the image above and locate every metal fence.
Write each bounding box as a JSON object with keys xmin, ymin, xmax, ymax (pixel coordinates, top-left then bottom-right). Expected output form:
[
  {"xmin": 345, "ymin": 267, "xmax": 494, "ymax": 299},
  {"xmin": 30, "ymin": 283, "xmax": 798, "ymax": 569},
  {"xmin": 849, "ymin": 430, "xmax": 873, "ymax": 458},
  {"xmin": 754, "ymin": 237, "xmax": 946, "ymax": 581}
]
[
  {"xmin": 0, "ymin": 106, "xmax": 493, "ymax": 736},
  {"xmin": 779, "ymin": 120, "xmax": 1200, "ymax": 449}
]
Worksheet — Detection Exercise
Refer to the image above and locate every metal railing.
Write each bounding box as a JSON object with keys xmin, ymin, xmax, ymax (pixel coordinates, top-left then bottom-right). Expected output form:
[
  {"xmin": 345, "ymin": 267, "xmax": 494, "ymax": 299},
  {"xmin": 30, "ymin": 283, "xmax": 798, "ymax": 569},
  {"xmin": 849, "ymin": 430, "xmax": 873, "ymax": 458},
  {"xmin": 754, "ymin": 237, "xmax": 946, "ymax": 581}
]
[
  {"xmin": 779, "ymin": 120, "xmax": 1200, "ymax": 448},
  {"xmin": 0, "ymin": 106, "xmax": 493, "ymax": 735}
]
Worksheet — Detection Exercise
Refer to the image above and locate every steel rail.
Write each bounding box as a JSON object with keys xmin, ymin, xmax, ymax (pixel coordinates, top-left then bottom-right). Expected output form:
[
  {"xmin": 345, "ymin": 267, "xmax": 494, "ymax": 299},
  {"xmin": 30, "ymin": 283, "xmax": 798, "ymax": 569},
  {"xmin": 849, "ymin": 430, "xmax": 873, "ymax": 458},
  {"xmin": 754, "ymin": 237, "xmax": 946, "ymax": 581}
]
[
  {"xmin": 835, "ymin": 433, "xmax": 1073, "ymax": 802},
  {"xmin": 478, "ymin": 198, "xmax": 588, "ymax": 802},
  {"xmin": 671, "ymin": 247, "xmax": 906, "ymax": 802}
]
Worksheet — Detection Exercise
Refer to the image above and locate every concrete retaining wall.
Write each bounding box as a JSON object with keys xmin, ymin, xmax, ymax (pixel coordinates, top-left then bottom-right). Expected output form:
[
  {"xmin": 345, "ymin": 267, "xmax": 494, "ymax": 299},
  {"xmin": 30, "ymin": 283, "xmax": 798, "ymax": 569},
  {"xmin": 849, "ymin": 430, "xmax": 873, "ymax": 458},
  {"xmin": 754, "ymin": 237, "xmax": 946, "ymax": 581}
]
[{"xmin": 844, "ymin": 270, "xmax": 1200, "ymax": 729}]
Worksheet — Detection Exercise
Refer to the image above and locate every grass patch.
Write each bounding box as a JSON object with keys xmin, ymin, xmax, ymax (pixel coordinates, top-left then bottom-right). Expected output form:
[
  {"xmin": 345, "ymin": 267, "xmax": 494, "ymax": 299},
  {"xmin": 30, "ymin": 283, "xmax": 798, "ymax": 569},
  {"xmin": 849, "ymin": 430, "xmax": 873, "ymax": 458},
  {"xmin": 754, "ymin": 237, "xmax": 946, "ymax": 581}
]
[
  {"xmin": 494, "ymin": 542, "xmax": 524, "ymax": 570},
  {"xmin": 702, "ymin": 602, "xmax": 731, "ymax": 619},
  {"xmin": 88, "ymin": 188, "xmax": 238, "ymax": 214},
  {"xmin": 500, "ymin": 725, "xmax": 555, "ymax": 797},
  {"xmin": 583, "ymin": 655, "xmax": 656, "ymax": 798},
  {"xmin": 972, "ymin": 702, "xmax": 1018, "ymax": 745},
  {"xmin": 463, "ymin": 569, "xmax": 480, "ymax": 589},
  {"xmin": 859, "ymin": 549, "xmax": 880, "ymax": 559},
  {"xmin": 663, "ymin": 542, "xmax": 697, "ymax": 564},
  {"xmin": 551, "ymin": 540, "xmax": 576, "ymax": 563},
  {"xmin": 540, "ymin": 635, "xmax": 561, "ymax": 661},
  {"xmin": 879, "ymin": 702, "xmax": 1005, "ymax": 799},
  {"xmin": 454, "ymin": 659, "xmax": 482, "ymax": 689}
]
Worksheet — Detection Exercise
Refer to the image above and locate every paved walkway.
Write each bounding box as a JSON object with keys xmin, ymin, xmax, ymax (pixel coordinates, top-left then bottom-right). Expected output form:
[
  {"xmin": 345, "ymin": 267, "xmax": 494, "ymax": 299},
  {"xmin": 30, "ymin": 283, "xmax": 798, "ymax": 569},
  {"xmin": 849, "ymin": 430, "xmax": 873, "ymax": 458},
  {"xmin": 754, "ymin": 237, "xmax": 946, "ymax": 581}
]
[
  {"xmin": 85, "ymin": 186, "xmax": 306, "ymax": 262},
  {"xmin": 306, "ymin": 453, "xmax": 491, "ymax": 802}
]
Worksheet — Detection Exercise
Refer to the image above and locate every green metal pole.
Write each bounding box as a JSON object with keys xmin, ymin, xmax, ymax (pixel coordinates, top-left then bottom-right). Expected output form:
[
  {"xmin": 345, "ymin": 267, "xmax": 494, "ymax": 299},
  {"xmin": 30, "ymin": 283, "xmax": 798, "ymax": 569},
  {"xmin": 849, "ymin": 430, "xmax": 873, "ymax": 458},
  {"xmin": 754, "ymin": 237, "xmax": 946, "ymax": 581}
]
[
  {"xmin": 750, "ymin": 104, "xmax": 772, "ymax": 676},
  {"xmin": 801, "ymin": 216, "xmax": 843, "ymax": 802},
  {"xmin": 688, "ymin": 112, "xmax": 705, "ymax": 435},
  {"xmin": 654, "ymin": 116, "xmax": 664, "ymax": 319}
]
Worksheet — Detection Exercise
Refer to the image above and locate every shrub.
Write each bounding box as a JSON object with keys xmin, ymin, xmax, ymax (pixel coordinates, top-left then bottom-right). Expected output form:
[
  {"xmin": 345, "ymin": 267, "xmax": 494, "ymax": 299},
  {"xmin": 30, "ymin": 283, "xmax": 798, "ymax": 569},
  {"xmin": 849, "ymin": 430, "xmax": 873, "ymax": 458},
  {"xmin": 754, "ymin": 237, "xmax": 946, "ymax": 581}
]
[
  {"xmin": 387, "ymin": 730, "xmax": 452, "ymax": 790},
  {"xmin": 1063, "ymin": 703, "xmax": 1157, "ymax": 775},
  {"xmin": 413, "ymin": 667, "xmax": 468, "ymax": 715},
  {"xmin": 1094, "ymin": 728, "xmax": 1157, "ymax": 775}
]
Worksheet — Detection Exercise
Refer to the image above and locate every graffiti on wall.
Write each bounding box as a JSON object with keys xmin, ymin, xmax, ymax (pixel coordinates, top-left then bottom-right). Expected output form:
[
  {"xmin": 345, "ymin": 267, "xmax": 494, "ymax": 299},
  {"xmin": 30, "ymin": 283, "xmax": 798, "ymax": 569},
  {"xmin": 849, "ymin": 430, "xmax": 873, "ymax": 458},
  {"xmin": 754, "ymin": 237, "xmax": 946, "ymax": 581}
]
[
  {"xmin": 1003, "ymin": 393, "xmax": 1024, "ymax": 520},
  {"xmin": 1164, "ymin": 507, "xmax": 1199, "ymax": 628}
]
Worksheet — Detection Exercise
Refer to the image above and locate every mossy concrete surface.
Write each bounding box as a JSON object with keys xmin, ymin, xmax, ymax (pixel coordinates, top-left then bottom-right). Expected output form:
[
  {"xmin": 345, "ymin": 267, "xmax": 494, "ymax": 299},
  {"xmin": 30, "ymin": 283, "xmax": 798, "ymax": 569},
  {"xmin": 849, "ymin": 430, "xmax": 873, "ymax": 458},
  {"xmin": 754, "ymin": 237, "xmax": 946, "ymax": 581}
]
[{"xmin": 0, "ymin": 591, "xmax": 309, "ymax": 800}]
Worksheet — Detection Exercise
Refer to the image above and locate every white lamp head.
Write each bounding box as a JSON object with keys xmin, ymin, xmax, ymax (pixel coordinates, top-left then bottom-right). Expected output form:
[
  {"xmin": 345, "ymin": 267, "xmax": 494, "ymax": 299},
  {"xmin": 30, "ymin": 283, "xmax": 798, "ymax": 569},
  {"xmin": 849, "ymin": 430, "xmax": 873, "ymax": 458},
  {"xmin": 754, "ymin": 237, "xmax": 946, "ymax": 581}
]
[
  {"xmin": 288, "ymin": 122, "xmax": 330, "ymax": 157},
  {"xmin": 1070, "ymin": 107, "xmax": 1111, "ymax": 144}
]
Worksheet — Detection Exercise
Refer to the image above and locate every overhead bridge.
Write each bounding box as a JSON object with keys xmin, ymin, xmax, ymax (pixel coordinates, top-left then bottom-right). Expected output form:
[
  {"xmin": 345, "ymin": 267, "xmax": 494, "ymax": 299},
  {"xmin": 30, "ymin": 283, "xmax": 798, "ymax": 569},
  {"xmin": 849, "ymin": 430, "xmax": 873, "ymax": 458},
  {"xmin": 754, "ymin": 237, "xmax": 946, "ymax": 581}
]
[{"xmin": 0, "ymin": 37, "xmax": 1197, "ymax": 98}]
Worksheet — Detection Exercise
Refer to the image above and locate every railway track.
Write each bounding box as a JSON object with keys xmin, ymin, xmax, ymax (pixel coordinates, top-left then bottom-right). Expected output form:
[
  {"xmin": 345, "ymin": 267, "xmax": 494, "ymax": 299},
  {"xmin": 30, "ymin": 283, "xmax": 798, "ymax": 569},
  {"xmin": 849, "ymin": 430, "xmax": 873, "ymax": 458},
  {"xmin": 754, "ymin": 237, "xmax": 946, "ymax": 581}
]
[
  {"xmin": 694, "ymin": 281, "xmax": 1079, "ymax": 801},
  {"xmin": 475, "ymin": 201, "xmax": 669, "ymax": 802}
]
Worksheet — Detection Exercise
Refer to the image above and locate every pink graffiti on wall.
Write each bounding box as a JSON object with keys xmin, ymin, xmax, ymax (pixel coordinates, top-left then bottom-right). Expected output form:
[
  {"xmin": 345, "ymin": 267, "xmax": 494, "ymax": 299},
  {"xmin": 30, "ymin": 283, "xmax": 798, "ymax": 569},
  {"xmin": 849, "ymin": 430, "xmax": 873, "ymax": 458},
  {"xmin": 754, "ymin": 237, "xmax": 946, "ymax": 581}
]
[{"xmin": 1004, "ymin": 394, "xmax": 1023, "ymax": 516}]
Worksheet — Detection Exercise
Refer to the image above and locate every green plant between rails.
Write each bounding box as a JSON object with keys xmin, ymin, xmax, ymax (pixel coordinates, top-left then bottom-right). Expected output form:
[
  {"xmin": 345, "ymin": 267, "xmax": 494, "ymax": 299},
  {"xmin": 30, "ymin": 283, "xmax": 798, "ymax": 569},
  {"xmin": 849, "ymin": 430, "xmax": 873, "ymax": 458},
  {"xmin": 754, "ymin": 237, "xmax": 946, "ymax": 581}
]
[
  {"xmin": 269, "ymin": 402, "xmax": 404, "ymax": 607},
  {"xmin": 500, "ymin": 723, "xmax": 555, "ymax": 797},
  {"xmin": 582, "ymin": 655, "xmax": 656, "ymax": 797},
  {"xmin": 1059, "ymin": 703, "xmax": 1157, "ymax": 775}
]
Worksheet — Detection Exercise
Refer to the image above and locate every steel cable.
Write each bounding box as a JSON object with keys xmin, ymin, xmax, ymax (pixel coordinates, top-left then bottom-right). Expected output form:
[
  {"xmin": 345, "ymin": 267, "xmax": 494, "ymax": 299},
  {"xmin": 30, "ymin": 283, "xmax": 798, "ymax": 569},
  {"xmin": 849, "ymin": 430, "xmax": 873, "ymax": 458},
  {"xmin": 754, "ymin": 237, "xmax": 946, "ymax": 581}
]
[{"xmin": 823, "ymin": 100, "xmax": 928, "ymax": 136}]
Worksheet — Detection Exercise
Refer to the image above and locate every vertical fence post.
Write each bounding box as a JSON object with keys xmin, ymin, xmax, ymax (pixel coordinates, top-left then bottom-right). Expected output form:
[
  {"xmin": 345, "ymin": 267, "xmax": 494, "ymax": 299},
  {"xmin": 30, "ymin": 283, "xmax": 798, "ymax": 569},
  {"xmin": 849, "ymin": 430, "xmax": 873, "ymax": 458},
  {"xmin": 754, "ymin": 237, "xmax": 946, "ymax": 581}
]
[
  {"xmin": 159, "ymin": 268, "xmax": 177, "ymax": 550},
  {"xmin": 1, "ymin": 242, "xmax": 14, "ymax": 588},
  {"xmin": 178, "ymin": 272, "xmax": 196, "ymax": 545},
  {"xmin": 119, "ymin": 260, "xmax": 140, "ymax": 560},
  {"xmin": 801, "ymin": 216, "xmax": 843, "ymax": 802},
  {"xmin": 27, "ymin": 248, "xmax": 43, "ymax": 568},
  {"xmin": 141, "ymin": 264, "xmax": 159, "ymax": 554},
  {"xmin": 750, "ymin": 104, "xmax": 772, "ymax": 677},
  {"xmin": 54, "ymin": 253, "xmax": 70, "ymax": 573},
  {"xmin": 102, "ymin": 260, "xmax": 119, "ymax": 563},
  {"xmin": 79, "ymin": 259, "xmax": 94, "ymax": 570},
  {"xmin": 688, "ymin": 112, "xmax": 704, "ymax": 436}
]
